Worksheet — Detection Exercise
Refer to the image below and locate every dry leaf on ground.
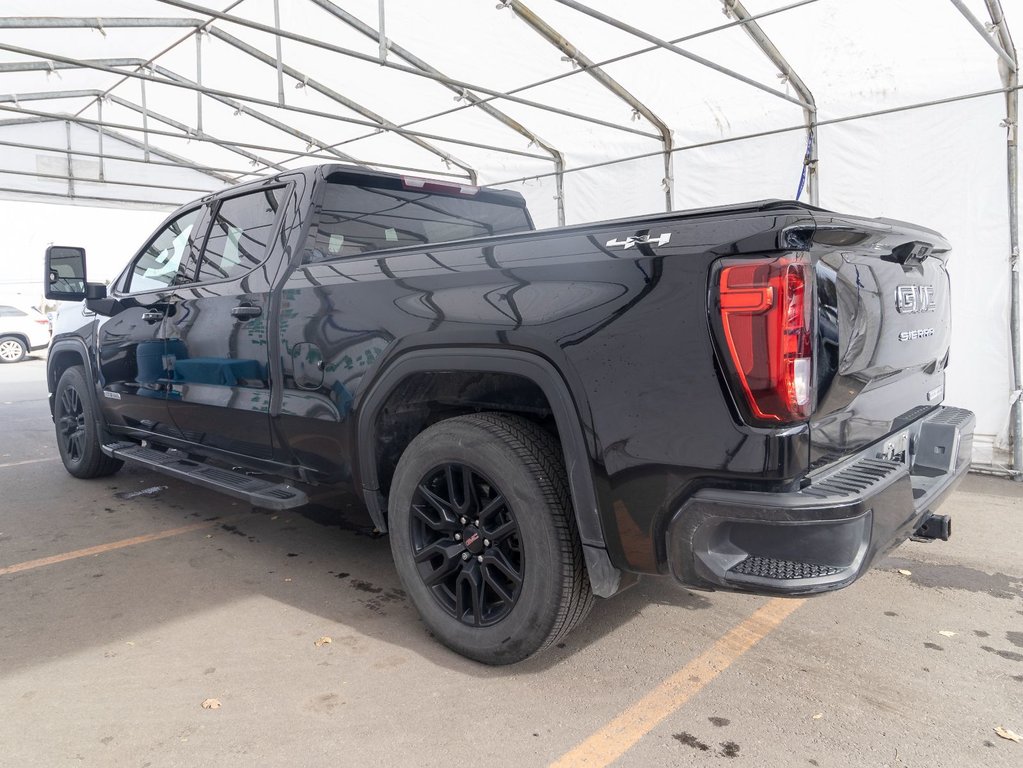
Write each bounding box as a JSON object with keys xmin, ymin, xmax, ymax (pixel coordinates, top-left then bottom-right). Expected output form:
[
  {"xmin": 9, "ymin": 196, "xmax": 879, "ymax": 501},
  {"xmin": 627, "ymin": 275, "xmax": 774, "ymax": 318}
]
[
  {"xmin": 938, "ymin": 630, "xmax": 957, "ymax": 638},
  {"xmin": 201, "ymin": 698, "xmax": 221, "ymax": 710},
  {"xmin": 315, "ymin": 636, "xmax": 332, "ymax": 647},
  {"xmin": 897, "ymin": 569, "xmax": 912, "ymax": 576},
  {"xmin": 812, "ymin": 713, "xmax": 823, "ymax": 720},
  {"xmin": 995, "ymin": 726, "xmax": 1020, "ymax": 743}
]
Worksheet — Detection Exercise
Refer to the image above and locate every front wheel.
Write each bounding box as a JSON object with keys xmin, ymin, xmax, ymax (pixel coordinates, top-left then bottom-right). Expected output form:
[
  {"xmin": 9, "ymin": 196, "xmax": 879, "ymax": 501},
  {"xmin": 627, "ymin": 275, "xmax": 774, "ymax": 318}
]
[
  {"xmin": 388, "ymin": 413, "xmax": 592, "ymax": 665},
  {"xmin": 54, "ymin": 365, "xmax": 123, "ymax": 479},
  {"xmin": 0, "ymin": 336, "xmax": 26, "ymax": 363}
]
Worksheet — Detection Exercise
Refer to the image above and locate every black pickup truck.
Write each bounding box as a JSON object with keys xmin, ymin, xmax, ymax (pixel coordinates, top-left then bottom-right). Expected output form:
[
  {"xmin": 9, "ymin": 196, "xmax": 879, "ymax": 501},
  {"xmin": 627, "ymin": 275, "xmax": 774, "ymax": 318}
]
[{"xmin": 44, "ymin": 164, "xmax": 974, "ymax": 664}]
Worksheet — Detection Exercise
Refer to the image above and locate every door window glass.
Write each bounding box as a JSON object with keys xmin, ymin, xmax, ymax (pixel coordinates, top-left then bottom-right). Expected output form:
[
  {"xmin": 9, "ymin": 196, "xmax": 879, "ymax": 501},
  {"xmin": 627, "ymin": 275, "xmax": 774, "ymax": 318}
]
[
  {"xmin": 197, "ymin": 187, "xmax": 285, "ymax": 283},
  {"xmin": 0, "ymin": 305, "xmax": 27, "ymax": 317},
  {"xmin": 128, "ymin": 208, "xmax": 201, "ymax": 293}
]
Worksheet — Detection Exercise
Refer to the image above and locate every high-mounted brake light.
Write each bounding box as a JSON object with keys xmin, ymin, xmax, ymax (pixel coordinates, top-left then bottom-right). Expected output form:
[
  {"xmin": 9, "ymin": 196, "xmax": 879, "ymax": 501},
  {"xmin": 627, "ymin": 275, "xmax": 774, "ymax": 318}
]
[
  {"xmin": 716, "ymin": 255, "xmax": 813, "ymax": 423},
  {"xmin": 401, "ymin": 175, "xmax": 479, "ymax": 196}
]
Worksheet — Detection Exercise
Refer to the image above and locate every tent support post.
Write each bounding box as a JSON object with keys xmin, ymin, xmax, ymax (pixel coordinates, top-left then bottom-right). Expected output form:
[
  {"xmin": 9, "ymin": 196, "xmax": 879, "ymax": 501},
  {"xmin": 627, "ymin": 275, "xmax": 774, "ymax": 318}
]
[
  {"xmin": 982, "ymin": 0, "xmax": 1022, "ymax": 479},
  {"xmin": 508, "ymin": 0, "xmax": 673, "ymax": 211},
  {"xmin": 272, "ymin": 0, "xmax": 285, "ymax": 106},
  {"xmin": 139, "ymin": 79, "xmax": 150, "ymax": 162},
  {"xmin": 723, "ymin": 0, "xmax": 818, "ymax": 205},
  {"xmin": 96, "ymin": 98, "xmax": 105, "ymax": 181},
  {"xmin": 64, "ymin": 120, "xmax": 74, "ymax": 198},
  {"xmin": 195, "ymin": 30, "xmax": 203, "ymax": 133}
]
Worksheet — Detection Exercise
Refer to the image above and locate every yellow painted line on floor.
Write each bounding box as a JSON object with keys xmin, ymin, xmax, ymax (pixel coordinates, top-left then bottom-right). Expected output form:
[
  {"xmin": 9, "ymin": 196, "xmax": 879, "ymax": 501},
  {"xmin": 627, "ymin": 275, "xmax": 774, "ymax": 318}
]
[
  {"xmin": 0, "ymin": 518, "xmax": 234, "ymax": 576},
  {"xmin": 0, "ymin": 457, "xmax": 60, "ymax": 470},
  {"xmin": 550, "ymin": 597, "xmax": 806, "ymax": 768}
]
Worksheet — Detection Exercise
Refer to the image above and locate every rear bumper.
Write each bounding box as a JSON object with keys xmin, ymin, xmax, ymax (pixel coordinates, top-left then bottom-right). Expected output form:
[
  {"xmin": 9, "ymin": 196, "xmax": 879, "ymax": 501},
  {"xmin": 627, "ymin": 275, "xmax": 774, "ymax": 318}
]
[{"xmin": 665, "ymin": 406, "xmax": 974, "ymax": 595}]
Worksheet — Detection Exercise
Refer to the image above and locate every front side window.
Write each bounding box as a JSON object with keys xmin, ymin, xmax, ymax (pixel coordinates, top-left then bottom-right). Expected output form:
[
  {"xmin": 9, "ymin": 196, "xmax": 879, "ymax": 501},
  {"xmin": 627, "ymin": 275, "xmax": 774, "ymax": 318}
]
[
  {"xmin": 128, "ymin": 208, "xmax": 201, "ymax": 293},
  {"xmin": 197, "ymin": 187, "xmax": 285, "ymax": 283}
]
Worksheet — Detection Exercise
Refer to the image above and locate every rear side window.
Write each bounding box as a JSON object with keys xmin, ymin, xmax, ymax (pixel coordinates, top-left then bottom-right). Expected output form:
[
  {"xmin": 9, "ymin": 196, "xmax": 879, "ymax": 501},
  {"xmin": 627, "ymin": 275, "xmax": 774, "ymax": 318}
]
[
  {"xmin": 306, "ymin": 180, "xmax": 531, "ymax": 262},
  {"xmin": 129, "ymin": 208, "xmax": 201, "ymax": 293},
  {"xmin": 197, "ymin": 187, "xmax": 286, "ymax": 283},
  {"xmin": 0, "ymin": 305, "xmax": 27, "ymax": 317}
]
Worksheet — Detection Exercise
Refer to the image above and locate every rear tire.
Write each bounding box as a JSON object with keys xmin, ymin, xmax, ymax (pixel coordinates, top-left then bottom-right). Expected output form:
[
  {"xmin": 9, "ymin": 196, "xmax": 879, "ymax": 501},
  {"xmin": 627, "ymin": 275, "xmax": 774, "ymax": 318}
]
[
  {"xmin": 0, "ymin": 336, "xmax": 26, "ymax": 363},
  {"xmin": 388, "ymin": 413, "xmax": 592, "ymax": 665},
  {"xmin": 54, "ymin": 365, "xmax": 123, "ymax": 479}
]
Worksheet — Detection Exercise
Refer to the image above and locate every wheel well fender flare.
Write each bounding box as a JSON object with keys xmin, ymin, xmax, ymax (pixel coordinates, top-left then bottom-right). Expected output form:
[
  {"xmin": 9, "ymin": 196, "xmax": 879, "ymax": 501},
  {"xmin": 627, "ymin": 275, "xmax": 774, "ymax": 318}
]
[
  {"xmin": 47, "ymin": 338, "xmax": 101, "ymax": 424},
  {"xmin": 355, "ymin": 348, "xmax": 605, "ymax": 548}
]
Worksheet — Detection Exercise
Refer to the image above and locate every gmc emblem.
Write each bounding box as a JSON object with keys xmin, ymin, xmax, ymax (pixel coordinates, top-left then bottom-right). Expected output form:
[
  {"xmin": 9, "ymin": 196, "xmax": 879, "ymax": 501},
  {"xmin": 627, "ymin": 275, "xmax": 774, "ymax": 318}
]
[{"xmin": 895, "ymin": 285, "xmax": 936, "ymax": 314}]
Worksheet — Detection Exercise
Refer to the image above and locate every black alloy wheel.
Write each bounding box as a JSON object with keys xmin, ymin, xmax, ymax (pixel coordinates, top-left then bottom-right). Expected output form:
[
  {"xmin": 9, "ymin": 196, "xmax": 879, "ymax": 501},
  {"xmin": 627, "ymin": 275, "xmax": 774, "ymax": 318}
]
[
  {"xmin": 410, "ymin": 463, "xmax": 524, "ymax": 627},
  {"xmin": 58, "ymin": 383, "xmax": 87, "ymax": 464},
  {"xmin": 388, "ymin": 413, "xmax": 592, "ymax": 665},
  {"xmin": 54, "ymin": 366, "xmax": 123, "ymax": 479}
]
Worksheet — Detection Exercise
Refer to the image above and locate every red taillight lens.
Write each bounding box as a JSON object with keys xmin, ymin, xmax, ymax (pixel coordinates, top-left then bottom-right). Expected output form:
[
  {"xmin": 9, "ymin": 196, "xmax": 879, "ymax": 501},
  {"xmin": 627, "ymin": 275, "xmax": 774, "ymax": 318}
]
[{"xmin": 717, "ymin": 255, "xmax": 813, "ymax": 423}]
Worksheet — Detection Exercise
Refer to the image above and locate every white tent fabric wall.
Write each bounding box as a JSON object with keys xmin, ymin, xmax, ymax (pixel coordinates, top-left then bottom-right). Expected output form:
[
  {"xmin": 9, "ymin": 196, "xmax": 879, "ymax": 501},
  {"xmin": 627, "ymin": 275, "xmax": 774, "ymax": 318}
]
[{"xmin": 0, "ymin": 0, "xmax": 1018, "ymax": 471}]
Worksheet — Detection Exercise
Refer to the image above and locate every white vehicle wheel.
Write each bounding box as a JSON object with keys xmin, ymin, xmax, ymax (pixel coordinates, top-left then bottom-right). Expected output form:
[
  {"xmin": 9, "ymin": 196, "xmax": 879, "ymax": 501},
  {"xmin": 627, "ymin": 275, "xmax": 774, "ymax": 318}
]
[{"xmin": 0, "ymin": 336, "xmax": 27, "ymax": 363}]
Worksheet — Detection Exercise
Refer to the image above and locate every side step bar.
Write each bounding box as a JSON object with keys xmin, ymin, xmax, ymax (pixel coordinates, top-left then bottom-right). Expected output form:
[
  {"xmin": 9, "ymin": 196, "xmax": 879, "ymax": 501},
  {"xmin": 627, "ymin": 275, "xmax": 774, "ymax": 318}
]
[{"xmin": 102, "ymin": 442, "xmax": 308, "ymax": 511}]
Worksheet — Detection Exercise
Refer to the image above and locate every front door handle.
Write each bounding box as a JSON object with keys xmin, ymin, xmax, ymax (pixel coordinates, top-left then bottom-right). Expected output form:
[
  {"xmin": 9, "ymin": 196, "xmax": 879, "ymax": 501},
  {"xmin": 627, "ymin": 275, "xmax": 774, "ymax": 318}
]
[
  {"xmin": 231, "ymin": 304, "xmax": 262, "ymax": 321},
  {"xmin": 141, "ymin": 310, "xmax": 163, "ymax": 323}
]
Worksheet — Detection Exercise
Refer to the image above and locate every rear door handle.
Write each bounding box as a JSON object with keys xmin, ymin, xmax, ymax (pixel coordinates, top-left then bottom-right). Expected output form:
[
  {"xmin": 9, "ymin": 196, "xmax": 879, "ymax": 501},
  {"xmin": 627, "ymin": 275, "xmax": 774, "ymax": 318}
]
[
  {"xmin": 141, "ymin": 310, "xmax": 164, "ymax": 323},
  {"xmin": 231, "ymin": 304, "xmax": 262, "ymax": 321}
]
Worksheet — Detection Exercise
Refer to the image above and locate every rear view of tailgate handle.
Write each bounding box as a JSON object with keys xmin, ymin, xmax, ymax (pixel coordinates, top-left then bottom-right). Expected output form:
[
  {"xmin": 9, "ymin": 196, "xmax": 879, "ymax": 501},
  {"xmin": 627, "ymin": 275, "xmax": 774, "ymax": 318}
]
[
  {"xmin": 141, "ymin": 310, "xmax": 163, "ymax": 323},
  {"xmin": 231, "ymin": 304, "xmax": 262, "ymax": 321}
]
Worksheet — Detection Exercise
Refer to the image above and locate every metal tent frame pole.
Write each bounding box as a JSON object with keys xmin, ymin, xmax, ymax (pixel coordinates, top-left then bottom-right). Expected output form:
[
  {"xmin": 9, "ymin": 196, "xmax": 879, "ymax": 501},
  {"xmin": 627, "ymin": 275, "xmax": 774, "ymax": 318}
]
[
  {"xmin": 152, "ymin": 0, "xmax": 660, "ymax": 141},
  {"xmin": 0, "ymin": 102, "xmax": 471, "ymax": 180},
  {"xmin": 550, "ymin": 0, "xmax": 811, "ymax": 109},
  {"xmin": 310, "ymin": 0, "xmax": 567, "ymax": 224},
  {"xmin": 983, "ymin": 0, "xmax": 1022, "ymax": 480},
  {"xmin": 0, "ymin": 46, "xmax": 549, "ymax": 166},
  {"xmin": 722, "ymin": 0, "xmax": 818, "ymax": 205},
  {"xmin": 507, "ymin": 0, "xmax": 674, "ymax": 212}
]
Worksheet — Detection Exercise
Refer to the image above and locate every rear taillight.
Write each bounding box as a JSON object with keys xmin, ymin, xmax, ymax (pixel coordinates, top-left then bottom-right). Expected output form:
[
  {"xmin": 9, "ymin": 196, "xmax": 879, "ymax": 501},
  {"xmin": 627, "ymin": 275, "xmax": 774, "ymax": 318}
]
[{"xmin": 716, "ymin": 254, "xmax": 813, "ymax": 423}]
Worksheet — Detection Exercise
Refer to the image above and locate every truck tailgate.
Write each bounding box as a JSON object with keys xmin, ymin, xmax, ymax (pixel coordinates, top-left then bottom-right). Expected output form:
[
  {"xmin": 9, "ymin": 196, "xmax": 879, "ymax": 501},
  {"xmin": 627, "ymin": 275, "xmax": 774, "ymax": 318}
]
[{"xmin": 809, "ymin": 214, "xmax": 952, "ymax": 467}]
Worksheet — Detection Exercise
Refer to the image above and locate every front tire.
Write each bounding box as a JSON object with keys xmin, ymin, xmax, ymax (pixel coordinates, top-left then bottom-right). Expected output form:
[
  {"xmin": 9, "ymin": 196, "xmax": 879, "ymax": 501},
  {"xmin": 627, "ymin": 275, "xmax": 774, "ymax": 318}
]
[
  {"xmin": 0, "ymin": 336, "xmax": 26, "ymax": 363},
  {"xmin": 54, "ymin": 366, "xmax": 123, "ymax": 479},
  {"xmin": 388, "ymin": 413, "xmax": 592, "ymax": 665}
]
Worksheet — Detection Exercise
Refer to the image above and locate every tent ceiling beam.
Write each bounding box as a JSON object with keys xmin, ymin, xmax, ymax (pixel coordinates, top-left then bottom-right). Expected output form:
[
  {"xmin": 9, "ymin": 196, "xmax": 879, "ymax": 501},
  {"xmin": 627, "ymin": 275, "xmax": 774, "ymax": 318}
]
[
  {"xmin": 481, "ymin": 82, "xmax": 1023, "ymax": 188},
  {"xmin": 310, "ymin": 0, "xmax": 566, "ymax": 224},
  {"xmin": 722, "ymin": 0, "xmax": 818, "ymax": 205},
  {"xmin": 1, "ymin": 164, "xmax": 217, "ymax": 195},
  {"xmin": 0, "ymin": 136, "xmax": 292, "ymax": 179},
  {"xmin": 154, "ymin": 0, "xmax": 659, "ymax": 140},
  {"xmin": 318, "ymin": 0, "xmax": 817, "ymax": 162},
  {"xmin": 0, "ymin": 102, "xmax": 471, "ymax": 181},
  {"xmin": 550, "ymin": 0, "xmax": 812, "ymax": 110},
  {"xmin": 145, "ymin": 63, "xmax": 367, "ymax": 172},
  {"xmin": 0, "ymin": 89, "xmax": 237, "ymax": 181},
  {"xmin": 951, "ymin": 0, "xmax": 1017, "ymax": 69},
  {"xmin": 0, "ymin": 17, "xmax": 205, "ymax": 29},
  {"xmin": 0, "ymin": 184, "xmax": 181, "ymax": 208},
  {"xmin": 0, "ymin": 46, "xmax": 548, "ymax": 166},
  {"xmin": 506, "ymin": 0, "xmax": 673, "ymax": 211},
  {"xmin": 204, "ymin": 27, "xmax": 478, "ymax": 184}
]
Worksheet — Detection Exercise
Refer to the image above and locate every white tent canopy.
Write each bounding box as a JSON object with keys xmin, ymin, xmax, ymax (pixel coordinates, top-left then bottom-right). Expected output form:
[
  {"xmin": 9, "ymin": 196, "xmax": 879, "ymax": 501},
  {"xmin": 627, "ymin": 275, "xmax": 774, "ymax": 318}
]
[{"xmin": 0, "ymin": 0, "xmax": 1019, "ymax": 476}]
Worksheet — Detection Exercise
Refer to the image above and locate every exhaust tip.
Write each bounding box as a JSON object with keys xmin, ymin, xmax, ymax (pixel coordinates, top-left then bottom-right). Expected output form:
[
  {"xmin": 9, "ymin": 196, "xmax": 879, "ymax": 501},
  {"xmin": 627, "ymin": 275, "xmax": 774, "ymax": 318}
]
[{"xmin": 914, "ymin": 513, "xmax": 952, "ymax": 541}]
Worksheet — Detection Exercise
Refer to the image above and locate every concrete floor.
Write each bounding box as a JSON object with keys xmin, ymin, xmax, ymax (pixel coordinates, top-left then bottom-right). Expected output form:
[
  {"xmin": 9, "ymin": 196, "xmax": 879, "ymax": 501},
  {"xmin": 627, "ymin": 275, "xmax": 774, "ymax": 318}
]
[{"xmin": 1, "ymin": 356, "xmax": 1020, "ymax": 767}]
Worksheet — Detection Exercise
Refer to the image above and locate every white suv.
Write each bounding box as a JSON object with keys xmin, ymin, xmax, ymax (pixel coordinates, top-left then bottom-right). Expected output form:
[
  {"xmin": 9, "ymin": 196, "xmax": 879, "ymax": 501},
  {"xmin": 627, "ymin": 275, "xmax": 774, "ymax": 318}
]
[{"xmin": 0, "ymin": 297, "xmax": 51, "ymax": 363}]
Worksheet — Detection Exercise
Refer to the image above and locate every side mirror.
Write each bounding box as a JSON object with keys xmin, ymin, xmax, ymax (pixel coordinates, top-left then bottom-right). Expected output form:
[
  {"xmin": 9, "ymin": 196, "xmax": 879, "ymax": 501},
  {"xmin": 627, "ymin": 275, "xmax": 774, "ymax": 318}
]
[{"xmin": 45, "ymin": 245, "xmax": 88, "ymax": 301}]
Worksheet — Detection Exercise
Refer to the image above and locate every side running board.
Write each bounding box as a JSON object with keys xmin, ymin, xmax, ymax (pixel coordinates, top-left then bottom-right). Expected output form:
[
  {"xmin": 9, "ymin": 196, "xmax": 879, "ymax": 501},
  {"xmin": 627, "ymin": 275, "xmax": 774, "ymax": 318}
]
[{"xmin": 102, "ymin": 442, "xmax": 308, "ymax": 511}]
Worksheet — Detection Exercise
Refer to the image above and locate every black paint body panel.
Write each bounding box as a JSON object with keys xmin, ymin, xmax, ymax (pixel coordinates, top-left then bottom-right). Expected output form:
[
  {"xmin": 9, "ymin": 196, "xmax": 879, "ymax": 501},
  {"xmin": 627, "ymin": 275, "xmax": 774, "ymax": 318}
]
[{"xmin": 46, "ymin": 164, "xmax": 970, "ymax": 593}]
